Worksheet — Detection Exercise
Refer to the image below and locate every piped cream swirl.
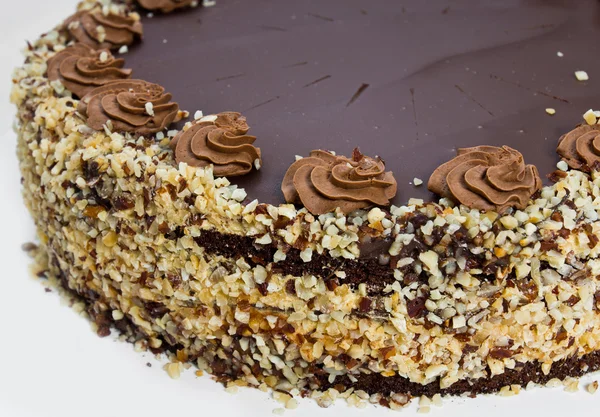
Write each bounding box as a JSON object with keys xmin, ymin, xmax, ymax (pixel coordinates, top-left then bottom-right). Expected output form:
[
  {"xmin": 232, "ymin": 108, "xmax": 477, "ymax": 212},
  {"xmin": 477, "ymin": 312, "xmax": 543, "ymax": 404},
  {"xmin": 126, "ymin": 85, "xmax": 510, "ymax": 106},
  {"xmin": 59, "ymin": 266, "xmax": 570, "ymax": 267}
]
[
  {"xmin": 282, "ymin": 149, "xmax": 397, "ymax": 215},
  {"xmin": 47, "ymin": 44, "xmax": 132, "ymax": 98},
  {"xmin": 77, "ymin": 80, "xmax": 180, "ymax": 136},
  {"xmin": 62, "ymin": 10, "xmax": 142, "ymax": 50},
  {"xmin": 137, "ymin": 0, "xmax": 196, "ymax": 13},
  {"xmin": 556, "ymin": 125, "xmax": 600, "ymax": 171},
  {"xmin": 428, "ymin": 145, "xmax": 541, "ymax": 213},
  {"xmin": 172, "ymin": 112, "xmax": 262, "ymax": 177}
]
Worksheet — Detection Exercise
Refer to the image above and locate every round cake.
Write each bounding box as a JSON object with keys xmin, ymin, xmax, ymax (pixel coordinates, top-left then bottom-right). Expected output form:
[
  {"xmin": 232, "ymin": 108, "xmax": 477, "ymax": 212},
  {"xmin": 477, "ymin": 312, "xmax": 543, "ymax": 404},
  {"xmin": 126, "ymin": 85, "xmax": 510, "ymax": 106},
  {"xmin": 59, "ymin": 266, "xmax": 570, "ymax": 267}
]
[{"xmin": 11, "ymin": 0, "xmax": 600, "ymax": 409}]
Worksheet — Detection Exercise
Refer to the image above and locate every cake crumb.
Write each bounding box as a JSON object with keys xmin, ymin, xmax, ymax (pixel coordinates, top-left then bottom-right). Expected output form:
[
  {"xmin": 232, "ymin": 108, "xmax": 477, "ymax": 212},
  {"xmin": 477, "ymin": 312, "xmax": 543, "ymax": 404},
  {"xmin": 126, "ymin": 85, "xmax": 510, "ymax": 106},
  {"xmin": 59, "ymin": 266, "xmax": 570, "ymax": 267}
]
[
  {"xmin": 556, "ymin": 160, "xmax": 568, "ymax": 171},
  {"xmin": 587, "ymin": 381, "xmax": 599, "ymax": 394},
  {"xmin": 413, "ymin": 177, "xmax": 423, "ymax": 186},
  {"xmin": 583, "ymin": 109, "xmax": 597, "ymax": 125},
  {"xmin": 575, "ymin": 70, "xmax": 589, "ymax": 81},
  {"xmin": 545, "ymin": 108, "xmax": 556, "ymax": 115},
  {"xmin": 417, "ymin": 406, "xmax": 431, "ymax": 414}
]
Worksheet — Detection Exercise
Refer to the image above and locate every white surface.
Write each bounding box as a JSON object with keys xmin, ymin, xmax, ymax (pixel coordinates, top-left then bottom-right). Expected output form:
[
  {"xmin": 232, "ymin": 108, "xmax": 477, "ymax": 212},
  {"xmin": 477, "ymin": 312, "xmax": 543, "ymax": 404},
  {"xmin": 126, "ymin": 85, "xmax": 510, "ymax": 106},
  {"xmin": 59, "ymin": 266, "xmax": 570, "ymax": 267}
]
[{"xmin": 1, "ymin": 1, "xmax": 600, "ymax": 416}]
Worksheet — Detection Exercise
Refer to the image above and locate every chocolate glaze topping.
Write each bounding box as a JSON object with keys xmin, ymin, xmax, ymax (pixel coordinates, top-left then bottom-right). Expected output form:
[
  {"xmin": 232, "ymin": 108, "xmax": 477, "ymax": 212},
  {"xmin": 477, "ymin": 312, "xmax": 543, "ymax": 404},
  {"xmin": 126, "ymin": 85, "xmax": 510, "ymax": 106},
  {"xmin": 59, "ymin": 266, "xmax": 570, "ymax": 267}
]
[{"xmin": 123, "ymin": 0, "xmax": 600, "ymax": 205}]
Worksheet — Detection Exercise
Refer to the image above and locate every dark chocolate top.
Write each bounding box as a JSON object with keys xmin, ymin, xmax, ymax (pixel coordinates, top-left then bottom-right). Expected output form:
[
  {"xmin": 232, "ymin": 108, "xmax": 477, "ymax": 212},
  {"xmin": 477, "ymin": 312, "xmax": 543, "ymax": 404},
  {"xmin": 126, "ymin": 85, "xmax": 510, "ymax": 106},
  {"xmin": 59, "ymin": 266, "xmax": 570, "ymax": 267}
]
[{"xmin": 124, "ymin": 0, "xmax": 600, "ymax": 205}]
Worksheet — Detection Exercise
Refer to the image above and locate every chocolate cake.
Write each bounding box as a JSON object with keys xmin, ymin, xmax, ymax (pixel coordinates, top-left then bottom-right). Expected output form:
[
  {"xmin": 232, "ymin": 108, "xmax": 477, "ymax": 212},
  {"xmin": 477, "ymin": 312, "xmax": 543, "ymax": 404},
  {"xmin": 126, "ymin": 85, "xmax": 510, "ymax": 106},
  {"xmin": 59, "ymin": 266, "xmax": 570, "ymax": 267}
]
[{"xmin": 11, "ymin": 0, "xmax": 600, "ymax": 409}]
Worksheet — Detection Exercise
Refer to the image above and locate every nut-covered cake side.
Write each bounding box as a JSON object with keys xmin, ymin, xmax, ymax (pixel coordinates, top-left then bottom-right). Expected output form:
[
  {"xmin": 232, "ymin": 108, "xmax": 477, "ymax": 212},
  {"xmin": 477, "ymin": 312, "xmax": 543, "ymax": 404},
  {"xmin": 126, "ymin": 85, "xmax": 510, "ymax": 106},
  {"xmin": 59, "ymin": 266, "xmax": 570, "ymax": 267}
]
[{"xmin": 11, "ymin": 0, "xmax": 600, "ymax": 409}]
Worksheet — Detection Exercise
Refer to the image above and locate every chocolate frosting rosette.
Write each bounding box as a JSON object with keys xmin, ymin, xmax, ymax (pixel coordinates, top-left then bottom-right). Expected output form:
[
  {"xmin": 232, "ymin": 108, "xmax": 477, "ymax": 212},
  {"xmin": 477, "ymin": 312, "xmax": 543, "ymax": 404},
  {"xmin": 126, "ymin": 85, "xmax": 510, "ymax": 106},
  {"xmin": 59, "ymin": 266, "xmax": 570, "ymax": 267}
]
[
  {"xmin": 137, "ymin": 0, "xmax": 196, "ymax": 13},
  {"xmin": 556, "ymin": 125, "xmax": 600, "ymax": 171},
  {"xmin": 77, "ymin": 80, "xmax": 180, "ymax": 135},
  {"xmin": 428, "ymin": 145, "xmax": 541, "ymax": 213},
  {"xmin": 62, "ymin": 10, "xmax": 143, "ymax": 50},
  {"xmin": 172, "ymin": 112, "xmax": 261, "ymax": 177},
  {"xmin": 47, "ymin": 44, "xmax": 132, "ymax": 98},
  {"xmin": 282, "ymin": 149, "xmax": 397, "ymax": 215}
]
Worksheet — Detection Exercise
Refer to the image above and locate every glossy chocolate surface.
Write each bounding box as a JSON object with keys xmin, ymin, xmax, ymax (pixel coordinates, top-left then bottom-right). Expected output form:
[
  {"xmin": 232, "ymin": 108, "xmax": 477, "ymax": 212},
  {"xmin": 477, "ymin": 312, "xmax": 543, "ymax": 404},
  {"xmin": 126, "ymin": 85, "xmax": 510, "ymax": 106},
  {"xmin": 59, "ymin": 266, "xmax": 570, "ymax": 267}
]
[{"xmin": 125, "ymin": 0, "xmax": 600, "ymax": 204}]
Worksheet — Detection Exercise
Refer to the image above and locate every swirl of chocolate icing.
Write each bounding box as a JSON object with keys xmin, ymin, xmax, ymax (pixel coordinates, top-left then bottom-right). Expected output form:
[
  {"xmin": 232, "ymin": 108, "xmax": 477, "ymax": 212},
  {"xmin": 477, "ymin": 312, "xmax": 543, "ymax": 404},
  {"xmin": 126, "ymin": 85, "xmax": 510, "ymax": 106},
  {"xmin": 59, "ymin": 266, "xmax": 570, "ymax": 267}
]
[
  {"xmin": 172, "ymin": 112, "xmax": 262, "ymax": 177},
  {"xmin": 137, "ymin": 0, "xmax": 196, "ymax": 13},
  {"xmin": 556, "ymin": 125, "xmax": 600, "ymax": 171},
  {"xmin": 428, "ymin": 146, "xmax": 541, "ymax": 213},
  {"xmin": 77, "ymin": 80, "xmax": 180, "ymax": 136},
  {"xmin": 62, "ymin": 10, "xmax": 143, "ymax": 50},
  {"xmin": 281, "ymin": 149, "xmax": 397, "ymax": 215},
  {"xmin": 47, "ymin": 44, "xmax": 132, "ymax": 99}
]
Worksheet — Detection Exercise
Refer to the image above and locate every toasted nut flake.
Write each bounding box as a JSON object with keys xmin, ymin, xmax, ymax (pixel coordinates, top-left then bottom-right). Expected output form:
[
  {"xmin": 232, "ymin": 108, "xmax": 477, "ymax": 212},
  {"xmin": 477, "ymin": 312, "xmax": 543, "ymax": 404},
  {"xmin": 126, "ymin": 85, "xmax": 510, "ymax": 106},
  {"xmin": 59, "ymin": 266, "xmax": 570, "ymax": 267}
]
[
  {"xmin": 452, "ymin": 315, "xmax": 466, "ymax": 328},
  {"xmin": 165, "ymin": 362, "xmax": 183, "ymax": 379},
  {"xmin": 102, "ymin": 231, "xmax": 118, "ymax": 247},
  {"xmin": 413, "ymin": 177, "xmax": 423, "ymax": 186},
  {"xmin": 587, "ymin": 381, "xmax": 599, "ymax": 394},
  {"xmin": 286, "ymin": 398, "xmax": 298, "ymax": 409},
  {"xmin": 367, "ymin": 207, "xmax": 385, "ymax": 224},
  {"xmin": 499, "ymin": 216, "xmax": 518, "ymax": 229},
  {"xmin": 545, "ymin": 108, "xmax": 556, "ymax": 115},
  {"xmin": 419, "ymin": 396, "xmax": 431, "ymax": 406},
  {"xmin": 583, "ymin": 109, "xmax": 597, "ymax": 125},
  {"xmin": 575, "ymin": 70, "xmax": 589, "ymax": 81},
  {"xmin": 145, "ymin": 102, "xmax": 155, "ymax": 116},
  {"xmin": 225, "ymin": 385, "xmax": 239, "ymax": 394},
  {"xmin": 556, "ymin": 160, "xmax": 569, "ymax": 171},
  {"xmin": 545, "ymin": 378, "xmax": 563, "ymax": 388},
  {"xmin": 299, "ymin": 247, "xmax": 313, "ymax": 262},
  {"xmin": 419, "ymin": 251, "xmax": 440, "ymax": 276},
  {"xmin": 563, "ymin": 378, "xmax": 579, "ymax": 392},
  {"xmin": 425, "ymin": 364, "xmax": 447, "ymax": 379}
]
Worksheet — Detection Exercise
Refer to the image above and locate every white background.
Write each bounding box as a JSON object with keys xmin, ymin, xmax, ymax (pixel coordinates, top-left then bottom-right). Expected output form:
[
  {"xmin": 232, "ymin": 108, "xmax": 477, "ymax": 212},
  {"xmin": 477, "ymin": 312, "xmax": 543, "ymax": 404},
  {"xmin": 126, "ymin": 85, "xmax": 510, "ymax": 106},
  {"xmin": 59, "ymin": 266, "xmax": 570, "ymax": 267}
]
[{"xmin": 1, "ymin": 1, "xmax": 600, "ymax": 416}]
